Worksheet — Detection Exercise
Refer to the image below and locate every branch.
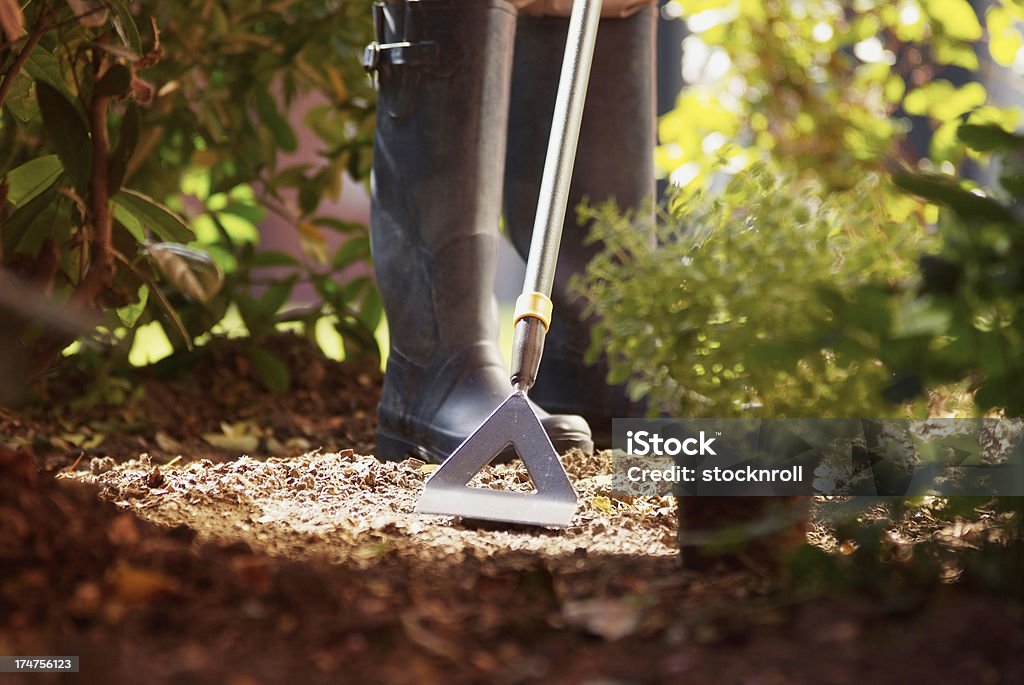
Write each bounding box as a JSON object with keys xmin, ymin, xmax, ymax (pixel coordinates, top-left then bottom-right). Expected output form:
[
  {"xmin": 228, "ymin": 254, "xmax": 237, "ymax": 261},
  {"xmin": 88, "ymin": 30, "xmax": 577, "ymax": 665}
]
[
  {"xmin": 0, "ymin": 13, "xmax": 49, "ymax": 110},
  {"xmin": 71, "ymin": 47, "xmax": 113, "ymax": 306}
]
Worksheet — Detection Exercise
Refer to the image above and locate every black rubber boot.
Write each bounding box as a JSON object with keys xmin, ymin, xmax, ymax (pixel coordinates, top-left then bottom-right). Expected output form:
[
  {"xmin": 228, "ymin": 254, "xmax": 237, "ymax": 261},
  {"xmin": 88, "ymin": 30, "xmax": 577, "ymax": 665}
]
[
  {"xmin": 503, "ymin": 7, "xmax": 657, "ymax": 445},
  {"xmin": 366, "ymin": 0, "xmax": 594, "ymax": 463}
]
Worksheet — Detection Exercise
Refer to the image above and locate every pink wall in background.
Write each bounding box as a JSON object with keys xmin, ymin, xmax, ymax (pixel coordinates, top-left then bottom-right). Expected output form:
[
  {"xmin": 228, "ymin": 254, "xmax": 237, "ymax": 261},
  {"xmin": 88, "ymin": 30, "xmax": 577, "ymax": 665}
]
[{"xmin": 257, "ymin": 91, "xmax": 372, "ymax": 303}]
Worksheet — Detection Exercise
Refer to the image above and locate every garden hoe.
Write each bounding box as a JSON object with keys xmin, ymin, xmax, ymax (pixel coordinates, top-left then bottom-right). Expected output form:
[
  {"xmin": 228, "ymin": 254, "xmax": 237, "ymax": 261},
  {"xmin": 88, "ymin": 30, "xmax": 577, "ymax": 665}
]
[{"xmin": 415, "ymin": 0, "xmax": 604, "ymax": 528}]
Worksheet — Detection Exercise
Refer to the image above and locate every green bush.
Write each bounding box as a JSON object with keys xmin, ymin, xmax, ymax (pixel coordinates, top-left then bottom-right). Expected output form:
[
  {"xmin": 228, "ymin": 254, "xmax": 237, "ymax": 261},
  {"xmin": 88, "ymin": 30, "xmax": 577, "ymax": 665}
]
[
  {"xmin": 870, "ymin": 122, "xmax": 1024, "ymax": 415},
  {"xmin": 576, "ymin": 166, "xmax": 932, "ymax": 417},
  {"xmin": 660, "ymin": 0, "xmax": 1020, "ymax": 191},
  {"xmin": 1, "ymin": 0, "xmax": 378, "ymax": 388}
]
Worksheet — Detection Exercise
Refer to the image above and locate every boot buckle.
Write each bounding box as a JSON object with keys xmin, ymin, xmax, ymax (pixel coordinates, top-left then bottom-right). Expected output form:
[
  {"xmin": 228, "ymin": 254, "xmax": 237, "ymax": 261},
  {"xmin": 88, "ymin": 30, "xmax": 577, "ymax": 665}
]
[{"xmin": 362, "ymin": 40, "xmax": 440, "ymax": 90}]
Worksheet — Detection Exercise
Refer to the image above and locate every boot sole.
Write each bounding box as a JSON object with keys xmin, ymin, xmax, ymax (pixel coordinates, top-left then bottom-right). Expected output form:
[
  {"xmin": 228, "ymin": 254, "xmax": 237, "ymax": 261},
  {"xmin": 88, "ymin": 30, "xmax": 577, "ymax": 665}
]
[{"xmin": 375, "ymin": 428, "xmax": 447, "ymax": 464}]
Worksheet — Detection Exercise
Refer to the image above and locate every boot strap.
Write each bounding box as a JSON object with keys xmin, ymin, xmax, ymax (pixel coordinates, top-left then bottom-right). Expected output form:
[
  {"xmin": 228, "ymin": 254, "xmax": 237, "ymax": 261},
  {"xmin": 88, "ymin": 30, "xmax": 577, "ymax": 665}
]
[
  {"xmin": 362, "ymin": 41, "xmax": 439, "ymax": 73},
  {"xmin": 363, "ymin": 2, "xmax": 441, "ymax": 78}
]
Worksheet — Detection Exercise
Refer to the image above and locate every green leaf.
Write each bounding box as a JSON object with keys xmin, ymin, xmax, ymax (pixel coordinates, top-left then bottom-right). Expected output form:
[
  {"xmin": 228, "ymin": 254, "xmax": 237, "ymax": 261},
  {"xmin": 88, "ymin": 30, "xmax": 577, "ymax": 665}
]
[
  {"xmin": 891, "ymin": 297, "xmax": 952, "ymax": 338},
  {"xmin": 24, "ymin": 48, "xmax": 81, "ymax": 115},
  {"xmin": 111, "ymin": 189, "xmax": 194, "ymax": 242},
  {"xmin": 244, "ymin": 345, "xmax": 291, "ymax": 394},
  {"xmin": 259, "ymin": 277, "xmax": 295, "ymax": 318},
  {"xmin": 957, "ymin": 123, "xmax": 1024, "ymax": 153},
  {"xmin": 925, "ymin": 0, "xmax": 983, "ymax": 41},
  {"xmin": 332, "ymin": 236, "xmax": 370, "ymax": 269},
  {"xmin": 253, "ymin": 90, "xmax": 297, "ymax": 152},
  {"xmin": 95, "ymin": 64, "xmax": 133, "ymax": 97},
  {"xmin": 4, "ymin": 155, "xmax": 62, "ymax": 206},
  {"xmin": 237, "ymin": 277, "xmax": 295, "ymax": 335},
  {"xmin": 893, "ymin": 173, "xmax": 1015, "ymax": 223},
  {"xmin": 112, "ymin": 202, "xmax": 145, "ymax": 242},
  {"xmin": 903, "ymin": 80, "xmax": 986, "ymax": 121},
  {"xmin": 934, "ymin": 40, "xmax": 980, "ymax": 70},
  {"xmin": 14, "ymin": 194, "xmax": 67, "ymax": 257},
  {"xmin": 336, "ymin": 315, "xmax": 379, "ymax": 361},
  {"xmin": 3, "ymin": 72, "xmax": 37, "ymax": 123},
  {"xmin": 220, "ymin": 201, "xmax": 264, "ymax": 224},
  {"xmin": 250, "ymin": 250, "xmax": 300, "ymax": 267},
  {"xmin": 2, "ymin": 185, "xmax": 58, "ymax": 255},
  {"xmin": 313, "ymin": 217, "xmax": 366, "ymax": 234},
  {"xmin": 108, "ymin": 103, "xmax": 140, "ymax": 194},
  {"xmin": 36, "ymin": 81, "xmax": 90, "ymax": 189},
  {"xmin": 358, "ymin": 285, "xmax": 383, "ymax": 331},
  {"xmin": 116, "ymin": 284, "xmax": 150, "ymax": 327}
]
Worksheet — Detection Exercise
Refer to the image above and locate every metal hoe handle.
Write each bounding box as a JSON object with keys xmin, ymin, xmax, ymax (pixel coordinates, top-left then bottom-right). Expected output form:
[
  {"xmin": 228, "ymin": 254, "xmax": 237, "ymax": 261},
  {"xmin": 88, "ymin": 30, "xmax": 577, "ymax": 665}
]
[{"xmin": 511, "ymin": 0, "xmax": 603, "ymax": 392}]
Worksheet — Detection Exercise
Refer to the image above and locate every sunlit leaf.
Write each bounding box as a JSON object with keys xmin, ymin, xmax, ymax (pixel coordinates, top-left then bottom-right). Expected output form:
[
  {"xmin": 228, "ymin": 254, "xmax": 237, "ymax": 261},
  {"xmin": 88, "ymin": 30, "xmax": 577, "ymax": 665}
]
[
  {"xmin": 116, "ymin": 284, "xmax": 149, "ymax": 327},
  {"xmin": 4, "ymin": 155, "xmax": 62, "ymax": 206},
  {"xmin": 112, "ymin": 189, "xmax": 194, "ymax": 243}
]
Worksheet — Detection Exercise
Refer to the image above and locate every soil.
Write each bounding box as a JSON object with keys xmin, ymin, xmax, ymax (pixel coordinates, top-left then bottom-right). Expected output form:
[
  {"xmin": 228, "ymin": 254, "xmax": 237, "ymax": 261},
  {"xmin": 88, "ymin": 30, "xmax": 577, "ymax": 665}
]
[{"xmin": 1, "ymin": 334, "xmax": 1022, "ymax": 684}]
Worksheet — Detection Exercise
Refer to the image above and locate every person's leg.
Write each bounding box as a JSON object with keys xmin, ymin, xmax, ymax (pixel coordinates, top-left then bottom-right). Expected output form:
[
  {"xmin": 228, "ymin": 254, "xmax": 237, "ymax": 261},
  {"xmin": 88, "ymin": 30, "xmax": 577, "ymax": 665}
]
[
  {"xmin": 503, "ymin": 3, "xmax": 657, "ymax": 444},
  {"xmin": 366, "ymin": 0, "xmax": 594, "ymax": 463}
]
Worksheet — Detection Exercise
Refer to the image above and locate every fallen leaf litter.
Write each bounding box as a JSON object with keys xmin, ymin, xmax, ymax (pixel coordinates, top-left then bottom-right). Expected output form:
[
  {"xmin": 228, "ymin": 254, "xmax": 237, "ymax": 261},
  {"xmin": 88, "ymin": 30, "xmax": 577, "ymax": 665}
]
[{"xmin": 71, "ymin": 448, "xmax": 677, "ymax": 565}]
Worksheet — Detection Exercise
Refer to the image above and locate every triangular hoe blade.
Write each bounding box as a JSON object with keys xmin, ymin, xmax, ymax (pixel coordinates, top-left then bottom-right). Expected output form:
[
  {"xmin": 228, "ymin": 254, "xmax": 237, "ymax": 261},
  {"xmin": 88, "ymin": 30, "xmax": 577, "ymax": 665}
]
[{"xmin": 415, "ymin": 391, "xmax": 578, "ymax": 528}]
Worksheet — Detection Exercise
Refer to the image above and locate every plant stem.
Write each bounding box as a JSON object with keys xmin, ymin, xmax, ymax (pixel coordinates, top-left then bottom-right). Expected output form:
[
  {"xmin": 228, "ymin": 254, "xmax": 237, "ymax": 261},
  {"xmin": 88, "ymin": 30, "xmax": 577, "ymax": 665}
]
[
  {"xmin": 71, "ymin": 52, "xmax": 113, "ymax": 306},
  {"xmin": 0, "ymin": 14, "xmax": 48, "ymax": 111}
]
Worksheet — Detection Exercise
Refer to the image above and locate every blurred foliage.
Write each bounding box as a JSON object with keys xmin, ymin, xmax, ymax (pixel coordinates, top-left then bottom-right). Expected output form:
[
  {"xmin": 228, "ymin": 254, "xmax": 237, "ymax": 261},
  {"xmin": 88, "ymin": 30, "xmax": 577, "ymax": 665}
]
[
  {"xmin": 788, "ymin": 496, "xmax": 1023, "ymax": 606},
  {"xmin": 586, "ymin": 0, "xmax": 1024, "ymax": 573},
  {"xmin": 659, "ymin": 0, "xmax": 1022, "ymax": 192},
  {"xmin": 577, "ymin": 166, "xmax": 933, "ymax": 417},
  {"xmin": 1, "ymin": 0, "xmax": 378, "ymax": 392},
  {"xmin": 866, "ymin": 122, "xmax": 1024, "ymax": 415},
  {"xmin": 582, "ymin": 0, "xmax": 1024, "ymax": 418}
]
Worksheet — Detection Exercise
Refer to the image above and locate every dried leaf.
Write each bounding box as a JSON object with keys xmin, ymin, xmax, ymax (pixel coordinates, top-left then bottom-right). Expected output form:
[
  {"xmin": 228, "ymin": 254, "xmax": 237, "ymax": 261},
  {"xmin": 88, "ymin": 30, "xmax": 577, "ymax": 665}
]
[
  {"xmin": 202, "ymin": 421, "xmax": 261, "ymax": 453},
  {"xmin": 147, "ymin": 242, "xmax": 223, "ymax": 303},
  {"xmin": 94, "ymin": 42, "xmax": 140, "ymax": 62},
  {"xmin": 154, "ymin": 430, "xmax": 183, "ymax": 453},
  {"xmin": 0, "ymin": 0, "xmax": 24, "ymax": 43},
  {"xmin": 562, "ymin": 598, "xmax": 643, "ymax": 641},
  {"xmin": 109, "ymin": 562, "xmax": 181, "ymax": 602},
  {"xmin": 298, "ymin": 221, "xmax": 328, "ymax": 264}
]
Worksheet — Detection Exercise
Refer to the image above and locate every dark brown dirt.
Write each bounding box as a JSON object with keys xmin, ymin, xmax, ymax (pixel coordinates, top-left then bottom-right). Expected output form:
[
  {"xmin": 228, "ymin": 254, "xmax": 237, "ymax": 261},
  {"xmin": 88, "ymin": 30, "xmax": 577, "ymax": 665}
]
[
  {"xmin": 3, "ymin": 333, "xmax": 381, "ymax": 469},
  {"xmin": 1, "ymin": 334, "xmax": 1022, "ymax": 684}
]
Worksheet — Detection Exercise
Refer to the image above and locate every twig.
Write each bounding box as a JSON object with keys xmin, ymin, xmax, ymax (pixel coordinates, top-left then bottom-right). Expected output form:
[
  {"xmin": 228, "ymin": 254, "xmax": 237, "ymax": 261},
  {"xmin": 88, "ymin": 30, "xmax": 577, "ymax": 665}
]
[
  {"xmin": 62, "ymin": 452, "xmax": 85, "ymax": 473},
  {"xmin": 71, "ymin": 40, "xmax": 114, "ymax": 306},
  {"xmin": 0, "ymin": 13, "xmax": 49, "ymax": 110},
  {"xmin": 33, "ymin": 238, "xmax": 60, "ymax": 296}
]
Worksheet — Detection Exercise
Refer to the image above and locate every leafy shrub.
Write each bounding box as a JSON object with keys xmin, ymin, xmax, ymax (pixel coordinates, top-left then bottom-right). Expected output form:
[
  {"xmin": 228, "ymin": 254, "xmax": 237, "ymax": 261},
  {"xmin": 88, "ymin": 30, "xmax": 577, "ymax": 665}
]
[
  {"xmin": 867, "ymin": 121, "xmax": 1024, "ymax": 415},
  {"xmin": 576, "ymin": 165, "xmax": 932, "ymax": 418},
  {"xmin": 0, "ymin": 0, "xmax": 377, "ymax": 388},
  {"xmin": 660, "ymin": 0, "xmax": 1021, "ymax": 191}
]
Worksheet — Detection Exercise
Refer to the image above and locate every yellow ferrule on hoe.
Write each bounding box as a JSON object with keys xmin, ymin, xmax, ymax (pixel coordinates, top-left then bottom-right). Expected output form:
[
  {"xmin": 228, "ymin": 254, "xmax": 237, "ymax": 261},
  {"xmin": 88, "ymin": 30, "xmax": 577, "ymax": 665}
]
[{"xmin": 513, "ymin": 292, "xmax": 553, "ymax": 331}]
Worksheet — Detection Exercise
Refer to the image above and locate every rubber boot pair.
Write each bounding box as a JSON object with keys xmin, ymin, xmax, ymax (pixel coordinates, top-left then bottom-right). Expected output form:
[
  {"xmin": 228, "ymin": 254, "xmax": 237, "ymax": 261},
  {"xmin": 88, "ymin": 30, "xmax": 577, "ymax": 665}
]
[{"xmin": 365, "ymin": 0, "xmax": 655, "ymax": 462}]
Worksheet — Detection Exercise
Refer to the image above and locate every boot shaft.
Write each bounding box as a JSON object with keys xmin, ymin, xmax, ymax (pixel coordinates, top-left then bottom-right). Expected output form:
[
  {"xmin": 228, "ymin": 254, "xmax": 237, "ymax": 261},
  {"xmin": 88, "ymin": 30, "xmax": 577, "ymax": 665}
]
[{"xmin": 368, "ymin": 0, "xmax": 516, "ymax": 363}]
